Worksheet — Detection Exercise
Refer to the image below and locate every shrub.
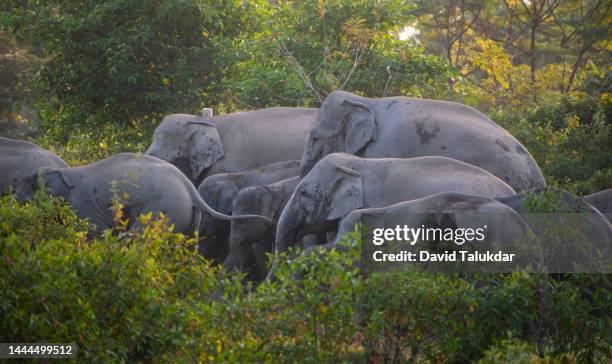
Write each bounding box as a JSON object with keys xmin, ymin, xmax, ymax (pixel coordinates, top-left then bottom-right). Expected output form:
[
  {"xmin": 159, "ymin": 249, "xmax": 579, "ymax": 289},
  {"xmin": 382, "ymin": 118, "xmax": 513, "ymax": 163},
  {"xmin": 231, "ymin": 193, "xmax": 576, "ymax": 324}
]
[
  {"xmin": 0, "ymin": 192, "xmax": 222, "ymax": 362},
  {"xmin": 1, "ymin": 0, "xmax": 253, "ymax": 132},
  {"xmin": 493, "ymin": 91, "xmax": 612, "ymax": 194},
  {"xmin": 2, "ymin": 195, "xmax": 609, "ymax": 363}
]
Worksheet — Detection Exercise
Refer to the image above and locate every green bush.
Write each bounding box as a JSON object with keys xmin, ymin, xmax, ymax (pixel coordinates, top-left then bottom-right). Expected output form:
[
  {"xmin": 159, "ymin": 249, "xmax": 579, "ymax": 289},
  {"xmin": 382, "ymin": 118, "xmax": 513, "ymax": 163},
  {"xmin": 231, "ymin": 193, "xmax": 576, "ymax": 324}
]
[
  {"xmin": 1, "ymin": 193, "xmax": 610, "ymax": 362},
  {"xmin": 0, "ymin": 2, "xmax": 609, "ymax": 361},
  {"xmin": 493, "ymin": 91, "xmax": 612, "ymax": 194},
  {"xmin": 218, "ymin": 0, "xmax": 453, "ymax": 110},
  {"xmin": 0, "ymin": 192, "xmax": 225, "ymax": 362},
  {"xmin": 1, "ymin": 0, "xmax": 253, "ymax": 133},
  {"xmin": 32, "ymin": 122, "xmax": 155, "ymax": 166},
  {"xmin": 476, "ymin": 339, "xmax": 576, "ymax": 364}
]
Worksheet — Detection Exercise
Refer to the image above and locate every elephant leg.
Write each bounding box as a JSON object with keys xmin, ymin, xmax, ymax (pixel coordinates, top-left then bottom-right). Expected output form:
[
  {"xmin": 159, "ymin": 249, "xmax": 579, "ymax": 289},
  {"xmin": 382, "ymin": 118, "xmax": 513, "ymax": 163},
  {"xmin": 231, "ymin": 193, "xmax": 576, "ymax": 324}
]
[{"xmin": 200, "ymin": 222, "xmax": 231, "ymax": 264}]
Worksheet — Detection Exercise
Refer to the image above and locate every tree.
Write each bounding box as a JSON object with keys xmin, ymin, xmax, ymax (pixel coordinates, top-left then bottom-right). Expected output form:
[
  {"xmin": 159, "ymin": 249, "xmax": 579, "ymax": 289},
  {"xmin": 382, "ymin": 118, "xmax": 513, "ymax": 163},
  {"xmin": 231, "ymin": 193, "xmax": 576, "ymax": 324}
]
[
  {"xmin": 218, "ymin": 0, "xmax": 453, "ymax": 110},
  {"xmin": 412, "ymin": 0, "xmax": 611, "ymax": 107},
  {"xmin": 1, "ymin": 0, "xmax": 253, "ymax": 129}
]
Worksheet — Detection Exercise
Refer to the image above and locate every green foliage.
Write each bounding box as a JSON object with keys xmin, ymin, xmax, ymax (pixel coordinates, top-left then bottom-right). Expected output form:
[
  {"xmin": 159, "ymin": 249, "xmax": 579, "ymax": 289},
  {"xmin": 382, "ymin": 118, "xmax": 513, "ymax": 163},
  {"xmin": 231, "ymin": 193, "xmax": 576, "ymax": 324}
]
[
  {"xmin": 476, "ymin": 339, "xmax": 576, "ymax": 363},
  {"xmin": 0, "ymin": 2, "xmax": 610, "ymax": 362},
  {"xmin": 33, "ymin": 121, "xmax": 155, "ymax": 166},
  {"xmin": 1, "ymin": 192, "xmax": 224, "ymax": 362},
  {"xmin": 412, "ymin": 0, "xmax": 611, "ymax": 109},
  {"xmin": 1, "ymin": 0, "xmax": 252, "ymax": 131},
  {"xmin": 1, "ymin": 193, "xmax": 610, "ymax": 362},
  {"xmin": 493, "ymin": 88, "xmax": 612, "ymax": 194},
  {"xmin": 218, "ymin": 0, "xmax": 453, "ymax": 110}
]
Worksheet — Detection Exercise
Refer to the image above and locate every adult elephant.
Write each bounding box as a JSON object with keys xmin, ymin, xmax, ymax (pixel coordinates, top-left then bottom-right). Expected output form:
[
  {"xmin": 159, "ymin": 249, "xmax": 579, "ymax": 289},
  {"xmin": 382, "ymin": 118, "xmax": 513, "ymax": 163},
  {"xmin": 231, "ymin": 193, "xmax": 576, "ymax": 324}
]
[
  {"xmin": 309, "ymin": 192, "xmax": 537, "ymax": 273},
  {"xmin": 0, "ymin": 137, "xmax": 69, "ymax": 194},
  {"xmin": 15, "ymin": 153, "xmax": 271, "ymax": 236},
  {"xmin": 298, "ymin": 90, "xmax": 545, "ymax": 191},
  {"xmin": 332, "ymin": 191, "xmax": 535, "ymax": 248},
  {"xmin": 145, "ymin": 108, "xmax": 317, "ymax": 185},
  {"xmin": 197, "ymin": 160, "xmax": 299, "ymax": 263},
  {"xmin": 269, "ymin": 153, "xmax": 516, "ymax": 278}
]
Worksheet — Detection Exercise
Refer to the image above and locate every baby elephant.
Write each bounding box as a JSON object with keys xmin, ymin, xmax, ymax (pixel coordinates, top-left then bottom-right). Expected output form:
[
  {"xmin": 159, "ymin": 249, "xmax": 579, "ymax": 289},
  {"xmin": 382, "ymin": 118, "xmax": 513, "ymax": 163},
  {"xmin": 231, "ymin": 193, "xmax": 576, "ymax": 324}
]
[
  {"xmin": 222, "ymin": 177, "xmax": 326, "ymax": 282},
  {"xmin": 222, "ymin": 177, "xmax": 300, "ymax": 282},
  {"xmin": 15, "ymin": 153, "xmax": 268, "ymax": 236},
  {"xmin": 1, "ymin": 137, "xmax": 68, "ymax": 194},
  {"xmin": 197, "ymin": 160, "xmax": 299, "ymax": 263}
]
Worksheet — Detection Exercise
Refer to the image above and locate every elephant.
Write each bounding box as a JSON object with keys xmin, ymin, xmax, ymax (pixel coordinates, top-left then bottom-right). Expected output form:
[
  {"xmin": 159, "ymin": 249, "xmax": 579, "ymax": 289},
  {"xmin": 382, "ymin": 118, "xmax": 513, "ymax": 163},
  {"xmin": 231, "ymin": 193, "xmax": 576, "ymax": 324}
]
[
  {"xmin": 196, "ymin": 160, "xmax": 299, "ymax": 263},
  {"xmin": 496, "ymin": 187, "xmax": 611, "ymax": 271},
  {"xmin": 308, "ymin": 191, "xmax": 537, "ymax": 273},
  {"xmin": 222, "ymin": 177, "xmax": 301, "ymax": 282},
  {"xmin": 332, "ymin": 191, "xmax": 535, "ymax": 248},
  {"xmin": 0, "ymin": 137, "xmax": 69, "ymax": 194},
  {"xmin": 298, "ymin": 90, "xmax": 545, "ymax": 191},
  {"xmin": 584, "ymin": 189, "xmax": 612, "ymax": 224},
  {"xmin": 269, "ymin": 153, "xmax": 516, "ymax": 278},
  {"xmin": 145, "ymin": 107, "xmax": 317, "ymax": 184},
  {"xmin": 15, "ymin": 153, "xmax": 271, "ymax": 237}
]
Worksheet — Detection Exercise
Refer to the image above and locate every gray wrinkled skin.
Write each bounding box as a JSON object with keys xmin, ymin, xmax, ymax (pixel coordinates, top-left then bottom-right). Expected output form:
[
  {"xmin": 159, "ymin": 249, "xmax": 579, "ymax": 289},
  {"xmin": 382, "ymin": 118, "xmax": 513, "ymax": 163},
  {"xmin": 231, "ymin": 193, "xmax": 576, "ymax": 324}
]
[
  {"xmin": 0, "ymin": 137, "xmax": 69, "ymax": 194},
  {"xmin": 299, "ymin": 90, "xmax": 546, "ymax": 191},
  {"xmin": 270, "ymin": 153, "xmax": 516, "ymax": 277},
  {"xmin": 14, "ymin": 153, "xmax": 257, "ymax": 237},
  {"xmin": 146, "ymin": 107, "xmax": 317, "ymax": 184},
  {"xmin": 584, "ymin": 189, "xmax": 612, "ymax": 224},
  {"xmin": 197, "ymin": 160, "xmax": 299, "ymax": 263},
  {"xmin": 321, "ymin": 191, "xmax": 536, "ymax": 253}
]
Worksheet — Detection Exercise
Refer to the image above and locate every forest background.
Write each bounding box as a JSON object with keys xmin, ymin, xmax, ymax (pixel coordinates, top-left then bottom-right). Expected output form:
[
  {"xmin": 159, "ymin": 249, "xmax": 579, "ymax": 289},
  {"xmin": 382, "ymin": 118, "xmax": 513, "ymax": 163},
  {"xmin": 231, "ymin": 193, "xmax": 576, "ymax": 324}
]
[
  {"xmin": 0, "ymin": 1, "xmax": 610, "ymax": 362},
  {"xmin": 1, "ymin": 0, "xmax": 610, "ymax": 193}
]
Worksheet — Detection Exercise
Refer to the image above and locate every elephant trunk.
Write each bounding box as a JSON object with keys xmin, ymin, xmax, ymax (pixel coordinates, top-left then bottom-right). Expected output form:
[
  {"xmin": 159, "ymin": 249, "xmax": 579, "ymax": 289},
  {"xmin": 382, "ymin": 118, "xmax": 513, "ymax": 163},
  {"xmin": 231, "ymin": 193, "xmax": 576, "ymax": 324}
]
[
  {"xmin": 299, "ymin": 136, "xmax": 320, "ymax": 178},
  {"xmin": 266, "ymin": 201, "xmax": 305, "ymax": 281},
  {"xmin": 298, "ymin": 155, "xmax": 314, "ymax": 178},
  {"xmin": 274, "ymin": 204, "xmax": 303, "ymax": 254}
]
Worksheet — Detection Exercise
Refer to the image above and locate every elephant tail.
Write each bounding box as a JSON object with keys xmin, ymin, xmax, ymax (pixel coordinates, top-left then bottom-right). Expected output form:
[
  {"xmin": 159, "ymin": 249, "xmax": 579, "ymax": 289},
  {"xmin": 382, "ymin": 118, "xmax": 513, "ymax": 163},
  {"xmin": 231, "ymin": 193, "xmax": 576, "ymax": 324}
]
[{"xmin": 194, "ymin": 194, "xmax": 274, "ymax": 225}]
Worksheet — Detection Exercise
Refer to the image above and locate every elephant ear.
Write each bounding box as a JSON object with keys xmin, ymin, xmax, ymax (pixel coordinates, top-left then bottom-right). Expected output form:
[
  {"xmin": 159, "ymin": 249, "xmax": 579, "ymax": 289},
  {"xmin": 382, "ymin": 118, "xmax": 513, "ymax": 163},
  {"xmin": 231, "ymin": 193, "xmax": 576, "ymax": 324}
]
[
  {"xmin": 342, "ymin": 99, "xmax": 376, "ymax": 155},
  {"xmin": 215, "ymin": 181, "xmax": 240, "ymax": 214},
  {"xmin": 188, "ymin": 122, "xmax": 225, "ymax": 181},
  {"xmin": 257, "ymin": 186, "xmax": 285, "ymax": 220},
  {"xmin": 41, "ymin": 168, "xmax": 74, "ymax": 196},
  {"xmin": 201, "ymin": 180, "xmax": 238, "ymax": 215},
  {"xmin": 327, "ymin": 166, "xmax": 363, "ymax": 220}
]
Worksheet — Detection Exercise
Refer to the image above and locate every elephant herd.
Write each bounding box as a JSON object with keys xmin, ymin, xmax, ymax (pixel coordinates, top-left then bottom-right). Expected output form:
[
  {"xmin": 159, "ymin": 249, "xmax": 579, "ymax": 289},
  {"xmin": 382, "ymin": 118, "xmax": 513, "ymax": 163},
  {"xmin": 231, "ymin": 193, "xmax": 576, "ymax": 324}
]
[{"xmin": 2, "ymin": 91, "xmax": 610, "ymax": 281}]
